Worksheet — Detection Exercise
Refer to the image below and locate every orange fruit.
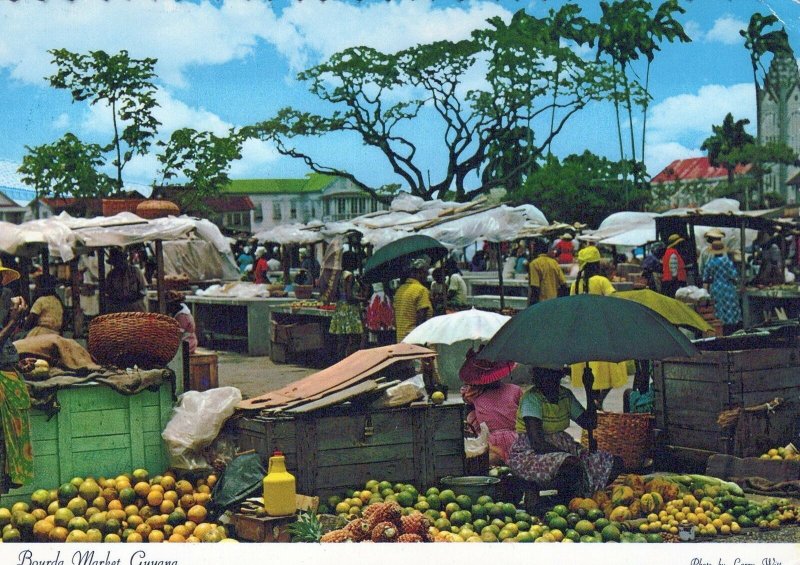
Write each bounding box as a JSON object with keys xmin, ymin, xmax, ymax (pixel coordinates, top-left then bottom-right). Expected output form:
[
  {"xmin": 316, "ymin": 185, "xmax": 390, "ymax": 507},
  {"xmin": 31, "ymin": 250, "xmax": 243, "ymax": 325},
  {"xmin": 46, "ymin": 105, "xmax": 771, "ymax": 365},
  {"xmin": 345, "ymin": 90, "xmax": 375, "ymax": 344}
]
[
  {"xmin": 206, "ymin": 475, "xmax": 217, "ymax": 488},
  {"xmin": 147, "ymin": 490, "xmax": 164, "ymax": 507},
  {"xmin": 187, "ymin": 505, "xmax": 207, "ymax": 524},
  {"xmin": 179, "ymin": 495, "xmax": 195, "ymax": 510},
  {"xmin": 168, "ymin": 533, "xmax": 186, "ymax": 543},
  {"xmin": 107, "ymin": 500, "xmax": 123, "ymax": 511},
  {"xmin": 163, "ymin": 491, "xmax": 178, "ymax": 504},
  {"xmin": 160, "ymin": 476, "xmax": 176, "ymax": 491},
  {"xmin": 148, "ymin": 530, "xmax": 165, "ymax": 543},
  {"xmin": 160, "ymin": 500, "xmax": 175, "ymax": 515},
  {"xmin": 135, "ymin": 523, "xmax": 152, "ymax": 538},
  {"xmin": 48, "ymin": 526, "xmax": 69, "ymax": 542},
  {"xmin": 133, "ymin": 482, "xmax": 150, "ymax": 499},
  {"xmin": 126, "ymin": 532, "xmax": 143, "ymax": 543}
]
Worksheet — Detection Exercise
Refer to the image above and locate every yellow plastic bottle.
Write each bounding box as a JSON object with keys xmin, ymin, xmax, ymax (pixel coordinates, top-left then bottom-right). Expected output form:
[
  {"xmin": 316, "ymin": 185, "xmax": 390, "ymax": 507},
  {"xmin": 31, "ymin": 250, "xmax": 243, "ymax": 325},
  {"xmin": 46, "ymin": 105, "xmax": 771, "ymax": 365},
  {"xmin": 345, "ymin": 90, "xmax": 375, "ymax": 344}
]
[{"xmin": 263, "ymin": 450, "xmax": 296, "ymax": 516}]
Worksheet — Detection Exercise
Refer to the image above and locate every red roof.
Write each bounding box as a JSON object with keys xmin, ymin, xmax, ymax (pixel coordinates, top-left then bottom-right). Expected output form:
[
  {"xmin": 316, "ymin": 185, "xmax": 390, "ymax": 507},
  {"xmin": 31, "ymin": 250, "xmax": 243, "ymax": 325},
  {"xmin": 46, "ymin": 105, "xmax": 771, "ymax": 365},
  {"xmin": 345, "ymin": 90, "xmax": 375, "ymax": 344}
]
[
  {"xmin": 651, "ymin": 157, "xmax": 752, "ymax": 183},
  {"xmin": 204, "ymin": 196, "xmax": 254, "ymax": 212}
]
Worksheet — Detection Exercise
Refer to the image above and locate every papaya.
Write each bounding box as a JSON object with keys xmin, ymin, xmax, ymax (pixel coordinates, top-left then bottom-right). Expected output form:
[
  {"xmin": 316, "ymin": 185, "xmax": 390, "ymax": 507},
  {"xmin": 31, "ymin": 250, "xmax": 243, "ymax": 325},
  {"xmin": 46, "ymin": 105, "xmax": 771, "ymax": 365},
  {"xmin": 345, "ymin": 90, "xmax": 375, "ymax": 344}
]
[
  {"xmin": 628, "ymin": 499, "xmax": 642, "ymax": 519},
  {"xmin": 568, "ymin": 498, "xmax": 585, "ymax": 513},
  {"xmin": 623, "ymin": 475, "xmax": 646, "ymax": 497},
  {"xmin": 593, "ymin": 491, "xmax": 610, "ymax": 508},
  {"xmin": 609, "ymin": 506, "xmax": 632, "ymax": 523},
  {"xmin": 611, "ymin": 486, "xmax": 635, "ymax": 507},
  {"xmin": 640, "ymin": 493, "xmax": 662, "ymax": 514}
]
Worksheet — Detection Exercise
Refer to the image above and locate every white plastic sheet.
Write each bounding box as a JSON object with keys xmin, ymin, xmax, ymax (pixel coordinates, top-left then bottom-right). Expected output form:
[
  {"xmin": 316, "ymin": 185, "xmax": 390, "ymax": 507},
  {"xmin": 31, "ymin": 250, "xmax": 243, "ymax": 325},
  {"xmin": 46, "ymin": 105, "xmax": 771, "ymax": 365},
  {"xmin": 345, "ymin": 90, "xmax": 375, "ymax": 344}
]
[
  {"xmin": 162, "ymin": 387, "xmax": 243, "ymax": 470},
  {"xmin": 195, "ymin": 281, "xmax": 271, "ymax": 298},
  {"xmin": 252, "ymin": 223, "xmax": 325, "ymax": 245}
]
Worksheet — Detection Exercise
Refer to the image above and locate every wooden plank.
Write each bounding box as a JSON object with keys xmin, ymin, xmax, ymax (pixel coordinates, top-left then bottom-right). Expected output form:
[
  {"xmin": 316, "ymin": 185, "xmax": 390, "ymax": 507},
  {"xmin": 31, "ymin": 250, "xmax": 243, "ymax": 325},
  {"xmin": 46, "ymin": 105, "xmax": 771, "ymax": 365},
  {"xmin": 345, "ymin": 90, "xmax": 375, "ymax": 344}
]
[
  {"xmin": 662, "ymin": 427, "xmax": 726, "ymax": 452},
  {"xmin": 706, "ymin": 454, "xmax": 800, "ymax": 483},
  {"xmin": 728, "ymin": 347, "xmax": 800, "ymax": 372},
  {"xmin": 295, "ymin": 417, "xmax": 317, "ymax": 495},
  {"xmin": 284, "ymin": 381, "xmax": 378, "ymax": 414},
  {"xmin": 156, "ymin": 239, "xmax": 166, "ymax": 314},
  {"xmin": 412, "ymin": 408, "xmax": 430, "ymax": 489},
  {"xmin": 142, "ymin": 406, "xmax": 162, "ymax": 431},
  {"xmin": 57, "ymin": 388, "xmax": 73, "ymax": 480},
  {"xmin": 128, "ymin": 390, "xmax": 145, "ymax": 467},
  {"xmin": 733, "ymin": 368, "xmax": 799, "ymax": 393},
  {"xmin": 72, "ymin": 435, "xmax": 131, "ymax": 453},
  {"xmin": 29, "ymin": 413, "xmax": 58, "ymax": 441},
  {"xmin": 313, "ymin": 460, "xmax": 417, "ymax": 493},
  {"xmin": 31, "ymin": 440, "xmax": 57, "ymax": 457},
  {"xmin": 315, "ymin": 444, "xmax": 415, "ymax": 467},
  {"xmin": 308, "ymin": 413, "xmax": 413, "ymax": 450},
  {"xmin": 67, "ymin": 386, "xmax": 128, "ymax": 412},
  {"xmin": 70, "ymin": 408, "xmax": 131, "ymax": 437}
]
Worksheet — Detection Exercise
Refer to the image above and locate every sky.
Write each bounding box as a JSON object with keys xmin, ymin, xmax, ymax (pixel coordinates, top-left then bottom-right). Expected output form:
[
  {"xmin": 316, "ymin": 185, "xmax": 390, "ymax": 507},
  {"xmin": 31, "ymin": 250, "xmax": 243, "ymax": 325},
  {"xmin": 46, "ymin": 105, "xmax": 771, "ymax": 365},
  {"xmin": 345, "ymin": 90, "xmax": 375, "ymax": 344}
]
[{"xmin": 0, "ymin": 0, "xmax": 798, "ymax": 195}]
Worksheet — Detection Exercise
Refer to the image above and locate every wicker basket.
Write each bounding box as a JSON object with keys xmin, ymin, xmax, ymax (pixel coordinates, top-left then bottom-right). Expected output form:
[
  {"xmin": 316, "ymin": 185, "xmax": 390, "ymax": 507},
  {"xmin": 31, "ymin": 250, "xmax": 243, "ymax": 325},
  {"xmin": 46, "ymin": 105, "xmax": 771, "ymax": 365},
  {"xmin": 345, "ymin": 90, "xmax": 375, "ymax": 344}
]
[
  {"xmin": 88, "ymin": 312, "xmax": 181, "ymax": 369},
  {"xmin": 136, "ymin": 199, "xmax": 180, "ymax": 219},
  {"xmin": 580, "ymin": 411, "xmax": 654, "ymax": 471}
]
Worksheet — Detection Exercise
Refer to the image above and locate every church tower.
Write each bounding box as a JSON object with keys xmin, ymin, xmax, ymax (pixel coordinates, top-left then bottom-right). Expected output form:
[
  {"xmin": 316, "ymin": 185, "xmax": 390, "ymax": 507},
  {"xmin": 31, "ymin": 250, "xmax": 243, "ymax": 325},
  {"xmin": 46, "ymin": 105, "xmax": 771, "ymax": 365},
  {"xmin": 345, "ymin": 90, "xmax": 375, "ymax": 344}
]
[{"xmin": 758, "ymin": 48, "xmax": 800, "ymax": 203}]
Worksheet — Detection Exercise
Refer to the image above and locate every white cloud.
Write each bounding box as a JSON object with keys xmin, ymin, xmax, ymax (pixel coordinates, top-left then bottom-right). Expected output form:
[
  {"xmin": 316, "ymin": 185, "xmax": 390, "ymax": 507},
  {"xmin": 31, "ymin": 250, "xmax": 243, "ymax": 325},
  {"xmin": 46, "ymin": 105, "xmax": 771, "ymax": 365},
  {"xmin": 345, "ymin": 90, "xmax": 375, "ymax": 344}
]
[
  {"xmin": 271, "ymin": 0, "xmax": 512, "ymax": 73},
  {"xmin": 0, "ymin": 1, "xmax": 278, "ymax": 88},
  {"xmin": 647, "ymin": 83, "xmax": 755, "ymax": 143},
  {"xmin": 705, "ymin": 16, "xmax": 747, "ymax": 45},
  {"xmin": 682, "ymin": 20, "xmax": 703, "ymax": 43},
  {"xmin": 645, "ymin": 141, "xmax": 701, "ymax": 178},
  {"xmin": 229, "ymin": 138, "xmax": 280, "ymax": 178},
  {"xmin": 52, "ymin": 113, "xmax": 70, "ymax": 129}
]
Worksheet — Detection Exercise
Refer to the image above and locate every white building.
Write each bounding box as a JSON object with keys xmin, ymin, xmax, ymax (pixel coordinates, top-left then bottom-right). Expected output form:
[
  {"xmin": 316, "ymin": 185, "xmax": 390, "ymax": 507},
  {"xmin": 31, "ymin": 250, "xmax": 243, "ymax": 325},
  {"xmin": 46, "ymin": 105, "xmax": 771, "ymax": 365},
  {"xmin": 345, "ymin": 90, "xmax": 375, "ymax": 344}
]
[
  {"xmin": 223, "ymin": 173, "xmax": 389, "ymax": 233},
  {"xmin": 758, "ymin": 49, "xmax": 800, "ymax": 203}
]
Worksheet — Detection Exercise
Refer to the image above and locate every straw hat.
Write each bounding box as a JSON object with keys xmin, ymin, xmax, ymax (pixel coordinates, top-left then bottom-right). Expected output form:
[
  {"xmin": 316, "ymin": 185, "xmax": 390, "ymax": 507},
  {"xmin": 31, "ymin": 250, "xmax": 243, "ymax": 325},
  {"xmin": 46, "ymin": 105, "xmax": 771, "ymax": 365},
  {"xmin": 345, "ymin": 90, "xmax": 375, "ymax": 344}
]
[
  {"xmin": 705, "ymin": 228, "xmax": 724, "ymax": 240},
  {"xmin": 164, "ymin": 290, "xmax": 186, "ymax": 304},
  {"xmin": 0, "ymin": 261, "xmax": 20, "ymax": 286},
  {"xmin": 561, "ymin": 233, "xmax": 574, "ymax": 241},
  {"xmin": 577, "ymin": 245, "xmax": 601, "ymax": 266},
  {"xmin": 709, "ymin": 240, "xmax": 727, "ymax": 256},
  {"xmin": 667, "ymin": 234, "xmax": 684, "ymax": 248}
]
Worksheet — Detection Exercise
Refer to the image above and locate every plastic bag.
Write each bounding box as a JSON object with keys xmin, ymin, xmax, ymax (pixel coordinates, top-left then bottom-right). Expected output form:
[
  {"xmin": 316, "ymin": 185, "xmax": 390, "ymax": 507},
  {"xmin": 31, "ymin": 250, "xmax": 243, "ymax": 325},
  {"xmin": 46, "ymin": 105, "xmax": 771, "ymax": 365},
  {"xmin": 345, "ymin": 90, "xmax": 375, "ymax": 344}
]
[
  {"xmin": 464, "ymin": 422, "xmax": 490, "ymax": 458},
  {"xmin": 381, "ymin": 375, "xmax": 425, "ymax": 407},
  {"xmin": 162, "ymin": 387, "xmax": 243, "ymax": 470},
  {"xmin": 207, "ymin": 453, "xmax": 266, "ymax": 520},
  {"xmin": 674, "ymin": 285, "xmax": 710, "ymax": 303}
]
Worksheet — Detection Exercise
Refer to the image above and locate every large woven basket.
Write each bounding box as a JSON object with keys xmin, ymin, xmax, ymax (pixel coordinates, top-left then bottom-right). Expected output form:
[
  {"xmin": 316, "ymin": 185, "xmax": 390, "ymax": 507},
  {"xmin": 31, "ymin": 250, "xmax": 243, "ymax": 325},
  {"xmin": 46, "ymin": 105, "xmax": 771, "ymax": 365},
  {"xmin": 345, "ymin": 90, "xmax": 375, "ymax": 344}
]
[
  {"xmin": 88, "ymin": 312, "xmax": 181, "ymax": 369},
  {"xmin": 581, "ymin": 411, "xmax": 654, "ymax": 471}
]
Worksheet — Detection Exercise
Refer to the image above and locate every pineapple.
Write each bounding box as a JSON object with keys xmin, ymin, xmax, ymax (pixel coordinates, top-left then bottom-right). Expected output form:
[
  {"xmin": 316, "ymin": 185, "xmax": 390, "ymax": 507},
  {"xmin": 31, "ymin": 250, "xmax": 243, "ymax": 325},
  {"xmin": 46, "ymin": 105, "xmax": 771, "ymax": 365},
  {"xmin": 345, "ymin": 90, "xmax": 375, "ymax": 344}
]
[
  {"xmin": 366, "ymin": 502, "xmax": 402, "ymax": 528},
  {"xmin": 320, "ymin": 529, "xmax": 355, "ymax": 543},
  {"xmin": 397, "ymin": 533, "xmax": 423, "ymax": 543},
  {"xmin": 287, "ymin": 512, "xmax": 324, "ymax": 543},
  {"xmin": 400, "ymin": 513, "xmax": 430, "ymax": 539},
  {"xmin": 343, "ymin": 518, "xmax": 371, "ymax": 542},
  {"xmin": 371, "ymin": 521, "xmax": 398, "ymax": 542}
]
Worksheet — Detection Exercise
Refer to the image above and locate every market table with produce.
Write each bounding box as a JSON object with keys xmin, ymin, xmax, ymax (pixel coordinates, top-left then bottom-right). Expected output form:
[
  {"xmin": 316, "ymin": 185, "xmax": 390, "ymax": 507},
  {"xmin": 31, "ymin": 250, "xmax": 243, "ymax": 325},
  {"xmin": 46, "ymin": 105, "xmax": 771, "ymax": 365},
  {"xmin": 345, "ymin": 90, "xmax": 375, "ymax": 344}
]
[{"xmin": 741, "ymin": 285, "xmax": 800, "ymax": 328}]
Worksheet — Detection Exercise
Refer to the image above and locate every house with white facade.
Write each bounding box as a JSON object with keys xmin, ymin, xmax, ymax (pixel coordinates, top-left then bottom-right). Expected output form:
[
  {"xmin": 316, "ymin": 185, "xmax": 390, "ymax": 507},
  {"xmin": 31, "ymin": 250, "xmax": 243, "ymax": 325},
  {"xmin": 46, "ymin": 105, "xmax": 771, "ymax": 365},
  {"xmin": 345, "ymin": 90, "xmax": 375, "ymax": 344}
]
[
  {"xmin": 223, "ymin": 173, "xmax": 389, "ymax": 233},
  {"xmin": 0, "ymin": 160, "xmax": 40, "ymax": 221}
]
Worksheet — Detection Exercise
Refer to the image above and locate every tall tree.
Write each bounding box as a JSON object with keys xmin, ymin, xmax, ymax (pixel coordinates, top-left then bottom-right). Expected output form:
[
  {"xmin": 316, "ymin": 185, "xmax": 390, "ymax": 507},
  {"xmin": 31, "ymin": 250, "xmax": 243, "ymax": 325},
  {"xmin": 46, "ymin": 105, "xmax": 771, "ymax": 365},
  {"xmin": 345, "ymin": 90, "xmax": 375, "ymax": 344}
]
[
  {"xmin": 48, "ymin": 49, "xmax": 161, "ymax": 193},
  {"xmin": 250, "ymin": 8, "xmax": 616, "ymax": 202},
  {"xmin": 18, "ymin": 133, "xmax": 114, "ymax": 217},
  {"xmin": 156, "ymin": 128, "xmax": 246, "ymax": 211},
  {"xmin": 740, "ymin": 13, "xmax": 792, "ymax": 143}
]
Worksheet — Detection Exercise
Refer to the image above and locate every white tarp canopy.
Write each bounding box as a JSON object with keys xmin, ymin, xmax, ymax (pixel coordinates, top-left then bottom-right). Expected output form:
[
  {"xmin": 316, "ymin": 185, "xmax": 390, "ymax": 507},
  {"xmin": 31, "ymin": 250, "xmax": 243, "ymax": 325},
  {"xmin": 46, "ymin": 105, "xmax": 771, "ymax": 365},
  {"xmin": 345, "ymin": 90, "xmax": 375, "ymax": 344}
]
[{"xmin": 252, "ymin": 223, "xmax": 325, "ymax": 246}]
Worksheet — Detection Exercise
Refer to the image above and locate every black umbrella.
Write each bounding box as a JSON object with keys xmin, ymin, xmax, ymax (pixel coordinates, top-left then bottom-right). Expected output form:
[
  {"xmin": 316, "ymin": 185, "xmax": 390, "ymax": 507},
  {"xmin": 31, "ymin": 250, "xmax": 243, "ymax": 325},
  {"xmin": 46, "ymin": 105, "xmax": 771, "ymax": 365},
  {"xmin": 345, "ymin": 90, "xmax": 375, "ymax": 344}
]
[
  {"xmin": 477, "ymin": 294, "xmax": 698, "ymax": 450},
  {"xmin": 362, "ymin": 235, "xmax": 448, "ymax": 283}
]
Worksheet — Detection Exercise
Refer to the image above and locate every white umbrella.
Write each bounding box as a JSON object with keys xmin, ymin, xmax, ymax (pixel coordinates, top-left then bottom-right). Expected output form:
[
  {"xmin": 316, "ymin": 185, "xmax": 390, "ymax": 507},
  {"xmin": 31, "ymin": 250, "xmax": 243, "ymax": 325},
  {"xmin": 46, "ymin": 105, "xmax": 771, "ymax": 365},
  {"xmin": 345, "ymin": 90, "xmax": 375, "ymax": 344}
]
[{"xmin": 402, "ymin": 308, "xmax": 511, "ymax": 346}]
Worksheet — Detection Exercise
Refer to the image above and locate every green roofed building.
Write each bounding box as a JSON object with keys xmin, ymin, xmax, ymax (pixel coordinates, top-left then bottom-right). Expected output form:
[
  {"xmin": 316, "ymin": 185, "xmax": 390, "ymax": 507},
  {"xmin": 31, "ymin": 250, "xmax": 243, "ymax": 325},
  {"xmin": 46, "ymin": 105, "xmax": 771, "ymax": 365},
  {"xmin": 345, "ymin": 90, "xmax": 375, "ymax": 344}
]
[{"xmin": 223, "ymin": 173, "xmax": 388, "ymax": 233}]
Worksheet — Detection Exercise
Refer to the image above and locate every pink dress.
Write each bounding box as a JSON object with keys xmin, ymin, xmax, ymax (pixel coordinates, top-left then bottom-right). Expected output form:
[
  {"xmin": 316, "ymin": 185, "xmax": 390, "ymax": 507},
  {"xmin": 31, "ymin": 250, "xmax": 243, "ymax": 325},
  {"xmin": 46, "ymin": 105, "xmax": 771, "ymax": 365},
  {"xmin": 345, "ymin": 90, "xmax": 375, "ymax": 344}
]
[
  {"xmin": 463, "ymin": 383, "xmax": 523, "ymax": 463},
  {"xmin": 174, "ymin": 305, "xmax": 198, "ymax": 355}
]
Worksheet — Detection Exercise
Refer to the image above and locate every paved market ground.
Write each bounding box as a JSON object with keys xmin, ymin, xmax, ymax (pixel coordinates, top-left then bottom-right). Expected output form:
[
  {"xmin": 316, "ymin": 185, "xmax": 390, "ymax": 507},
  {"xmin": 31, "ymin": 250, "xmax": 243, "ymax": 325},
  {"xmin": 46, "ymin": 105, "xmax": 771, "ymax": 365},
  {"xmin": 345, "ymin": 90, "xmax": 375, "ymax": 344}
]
[{"xmin": 217, "ymin": 350, "xmax": 630, "ymax": 443}]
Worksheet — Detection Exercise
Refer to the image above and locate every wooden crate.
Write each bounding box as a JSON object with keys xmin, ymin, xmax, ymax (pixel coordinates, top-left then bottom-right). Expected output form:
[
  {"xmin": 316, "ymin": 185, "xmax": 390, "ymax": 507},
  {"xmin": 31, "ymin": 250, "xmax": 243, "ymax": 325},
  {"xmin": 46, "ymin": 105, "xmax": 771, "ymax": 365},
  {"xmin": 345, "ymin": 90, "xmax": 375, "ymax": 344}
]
[
  {"xmin": 653, "ymin": 347, "xmax": 800, "ymax": 467},
  {"xmin": 1, "ymin": 381, "xmax": 173, "ymax": 505},
  {"xmin": 189, "ymin": 350, "xmax": 219, "ymax": 392},
  {"xmin": 236, "ymin": 400, "xmax": 465, "ymax": 498},
  {"xmin": 231, "ymin": 494, "xmax": 319, "ymax": 542}
]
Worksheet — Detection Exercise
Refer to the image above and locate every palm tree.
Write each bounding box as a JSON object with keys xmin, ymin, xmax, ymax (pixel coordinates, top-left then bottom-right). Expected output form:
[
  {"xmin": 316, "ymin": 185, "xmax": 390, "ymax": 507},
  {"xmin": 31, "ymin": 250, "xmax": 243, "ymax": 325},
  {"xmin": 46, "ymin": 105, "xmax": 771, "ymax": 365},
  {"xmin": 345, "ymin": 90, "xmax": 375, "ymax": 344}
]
[{"xmin": 701, "ymin": 113, "xmax": 755, "ymax": 207}]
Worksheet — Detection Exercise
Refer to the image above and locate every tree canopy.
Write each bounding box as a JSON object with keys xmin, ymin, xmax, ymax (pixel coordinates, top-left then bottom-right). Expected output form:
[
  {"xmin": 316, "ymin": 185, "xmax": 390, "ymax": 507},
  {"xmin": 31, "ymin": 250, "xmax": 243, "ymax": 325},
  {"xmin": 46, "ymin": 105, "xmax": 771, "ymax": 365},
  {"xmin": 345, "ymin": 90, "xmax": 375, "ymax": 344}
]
[{"xmin": 250, "ymin": 7, "xmax": 624, "ymax": 203}]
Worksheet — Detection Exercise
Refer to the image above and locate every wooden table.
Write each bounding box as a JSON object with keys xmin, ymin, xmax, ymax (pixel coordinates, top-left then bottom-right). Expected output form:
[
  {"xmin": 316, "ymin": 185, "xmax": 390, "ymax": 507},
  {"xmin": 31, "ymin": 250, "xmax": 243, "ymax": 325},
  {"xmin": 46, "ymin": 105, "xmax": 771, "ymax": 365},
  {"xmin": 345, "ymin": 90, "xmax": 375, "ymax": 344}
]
[{"xmin": 742, "ymin": 287, "xmax": 800, "ymax": 328}]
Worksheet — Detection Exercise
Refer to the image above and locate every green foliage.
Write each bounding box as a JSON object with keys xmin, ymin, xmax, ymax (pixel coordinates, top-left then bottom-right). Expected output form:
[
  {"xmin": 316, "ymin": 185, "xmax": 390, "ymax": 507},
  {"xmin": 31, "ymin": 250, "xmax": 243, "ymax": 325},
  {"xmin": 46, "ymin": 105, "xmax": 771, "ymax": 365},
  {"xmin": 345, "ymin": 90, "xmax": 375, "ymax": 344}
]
[
  {"xmin": 510, "ymin": 151, "xmax": 649, "ymax": 227},
  {"xmin": 157, "ymin": 128, "xmax": 246, "ymax": 210},
  {"xmin": 250, "ymin": 6, "xmax": 620, "ymax": 202},
  {"xmin": 740, "ymin": 13, "xmax": 792, "ymax": 82},
  {"xmin": 48, "ymin": 49, "xmax": 161, "ymax": 191},
  {"xmin": 18, "ymin": 133, "xmax": 114, "ymax": 213},
  {"xmin": 701, "ymin": 113, "xmax": 755, "ymax": 186}
]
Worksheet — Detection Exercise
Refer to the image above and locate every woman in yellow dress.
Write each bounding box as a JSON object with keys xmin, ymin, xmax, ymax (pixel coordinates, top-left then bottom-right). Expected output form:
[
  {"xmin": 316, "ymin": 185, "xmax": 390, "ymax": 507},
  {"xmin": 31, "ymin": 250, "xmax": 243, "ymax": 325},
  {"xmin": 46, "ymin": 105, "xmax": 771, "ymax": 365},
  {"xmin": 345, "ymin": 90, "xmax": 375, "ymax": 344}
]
[{"xmin": 569, "ymin": 246, "xmax": 628, "ymax": 410}]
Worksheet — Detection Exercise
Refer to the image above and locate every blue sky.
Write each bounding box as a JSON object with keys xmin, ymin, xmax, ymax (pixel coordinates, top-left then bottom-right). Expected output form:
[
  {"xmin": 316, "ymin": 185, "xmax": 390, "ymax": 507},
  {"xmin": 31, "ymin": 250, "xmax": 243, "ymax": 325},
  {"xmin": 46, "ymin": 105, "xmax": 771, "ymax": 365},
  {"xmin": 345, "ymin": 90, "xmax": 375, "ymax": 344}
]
[{"xmin": 0, "ymin": 0, "xmax": 798, "ymax": 194}]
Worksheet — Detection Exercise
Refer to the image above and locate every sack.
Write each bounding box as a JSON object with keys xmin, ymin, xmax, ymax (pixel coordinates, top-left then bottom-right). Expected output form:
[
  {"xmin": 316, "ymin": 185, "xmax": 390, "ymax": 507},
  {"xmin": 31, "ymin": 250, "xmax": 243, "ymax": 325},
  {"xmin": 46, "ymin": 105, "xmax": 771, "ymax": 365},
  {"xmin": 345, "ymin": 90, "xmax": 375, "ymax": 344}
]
[{"xmin": 464, "ymin": 422, "xmax": 490, "ymax": 458}]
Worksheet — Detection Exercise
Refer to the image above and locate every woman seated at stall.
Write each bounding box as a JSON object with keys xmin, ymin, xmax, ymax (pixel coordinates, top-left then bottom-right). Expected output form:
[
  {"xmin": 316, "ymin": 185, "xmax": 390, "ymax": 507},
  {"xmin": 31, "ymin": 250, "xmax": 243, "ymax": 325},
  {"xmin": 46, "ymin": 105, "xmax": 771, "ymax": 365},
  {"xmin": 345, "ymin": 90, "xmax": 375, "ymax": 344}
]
[
  {"xmin": 23, "ymin": 275, "xmax": 64, "ymax": 337},
  {"xmin": 459, "ymin": 347, "xmax": 521, "ymax": 465},
  {"xmin": 165, "ymin": 290, "xmax": 197, "ymax": 355},
  {"xmin": 508, "ymin": 366, "xmax": 621, "ymax": 496}
]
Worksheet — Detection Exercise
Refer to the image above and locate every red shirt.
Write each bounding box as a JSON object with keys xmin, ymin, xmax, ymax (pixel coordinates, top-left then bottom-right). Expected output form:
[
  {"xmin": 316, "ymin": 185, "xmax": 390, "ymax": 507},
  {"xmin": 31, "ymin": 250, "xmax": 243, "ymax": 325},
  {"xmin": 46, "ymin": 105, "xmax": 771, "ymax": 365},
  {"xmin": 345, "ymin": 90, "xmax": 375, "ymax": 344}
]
[
  {"xmin": 554, "ymin": 240, "xmax": 574, "ymax": 264},
  {"xmin": 254, "ymin": 257, "xmax": 269, "ymax": 284},
  {"xmin": 662, "ymin": 248, "xmax": 687, "ymax": 282}
]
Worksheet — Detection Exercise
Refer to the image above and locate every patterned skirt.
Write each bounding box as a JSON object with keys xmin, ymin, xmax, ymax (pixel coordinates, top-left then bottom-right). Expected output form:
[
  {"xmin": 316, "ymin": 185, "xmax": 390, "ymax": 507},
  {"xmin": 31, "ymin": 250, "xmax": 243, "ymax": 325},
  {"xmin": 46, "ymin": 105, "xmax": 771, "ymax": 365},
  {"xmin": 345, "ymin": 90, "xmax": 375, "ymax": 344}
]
[
  {"xmin": 507, "ymin": 432, "xmax": 614, "ymax": 496},
  {"xmin": 0, "ymin": 370, "xmax": 34, "ymax": 487},
  {"xmin": 329, "ymin": 302, "xmax": 363, "ymax": 335}
]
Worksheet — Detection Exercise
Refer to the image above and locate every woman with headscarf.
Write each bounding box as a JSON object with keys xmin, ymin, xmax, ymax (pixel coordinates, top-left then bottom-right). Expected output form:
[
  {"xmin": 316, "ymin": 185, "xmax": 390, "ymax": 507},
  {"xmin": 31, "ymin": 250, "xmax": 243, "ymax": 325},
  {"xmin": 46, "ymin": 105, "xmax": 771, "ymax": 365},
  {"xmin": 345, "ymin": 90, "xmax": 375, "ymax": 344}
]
[
  {"xmin": 553, "ymin": 233, "xmax": 575, "ymax": 264},
  {"xmin": 661, "ymin": 234, "xmax": 687, "ymax": 298},
  {"xmin": 328, "ymin": 250, "xmax": 364, "ymax": 358},
  {"xmin": 252, "ymin": 246, "xmax": 270, "ymax": 284},
  {"xmin": 459, "ymin": 347, "xmax": 521, "ymax": 465},
  {"xmin": 703, "ymin": 240, "xmax": 742, "ymax": 336},
  {"xmin": 508, "ymin": 367, "xmax": 620, "ymax": 496},
  {"xmin": 0, "ymin": 263, "xmax": 34, "ymax": 488},
  {"xmin": 23, "ymin": 275, "xmax": 63, "ymax": 337},
  {"xmin": 569, "ymin": 246, "xmax": 628, "ymax": 410},
  {"xmin": 444, "ymin": 257, "xmax": 468, "ymax": 307}
]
